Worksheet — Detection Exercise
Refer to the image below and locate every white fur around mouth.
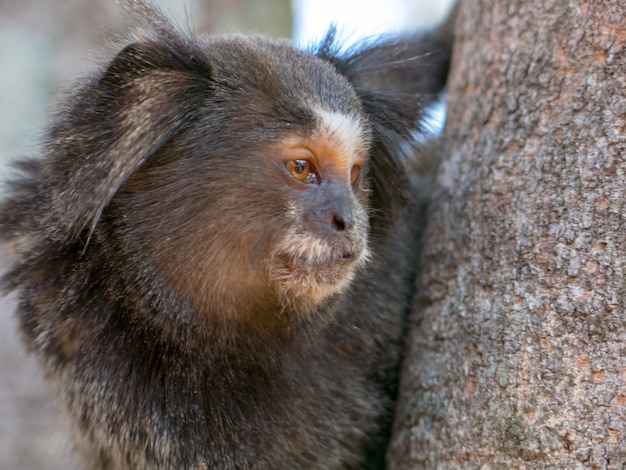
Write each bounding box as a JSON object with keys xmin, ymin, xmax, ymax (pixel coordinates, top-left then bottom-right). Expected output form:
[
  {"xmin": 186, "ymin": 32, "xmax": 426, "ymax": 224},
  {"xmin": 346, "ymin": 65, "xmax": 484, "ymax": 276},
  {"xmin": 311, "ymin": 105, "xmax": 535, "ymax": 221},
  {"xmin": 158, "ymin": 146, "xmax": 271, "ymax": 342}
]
[
  {"xmin": 267, "ymin": 217, "xmax": 371, "ymax": 303},
  {"xmin": 271, "ymin": 255, "xmax": 354, "ymax": 303},
  {"xmin": 275, "ymin": 249, "xmax": 356, "ymax": 281},
  {"xmin": 269, "ymin": 239, "xmax": 369, "ymax": 303}
]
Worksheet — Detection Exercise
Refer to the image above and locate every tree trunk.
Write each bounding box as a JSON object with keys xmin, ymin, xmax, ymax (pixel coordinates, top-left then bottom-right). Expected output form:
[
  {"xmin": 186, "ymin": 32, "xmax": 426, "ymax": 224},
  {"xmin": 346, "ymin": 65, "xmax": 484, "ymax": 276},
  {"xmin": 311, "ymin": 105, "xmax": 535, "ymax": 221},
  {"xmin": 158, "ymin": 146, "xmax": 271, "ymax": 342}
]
[{"xmin": 388, "ymin": 0, "xmax": 626, "ymax": 468}]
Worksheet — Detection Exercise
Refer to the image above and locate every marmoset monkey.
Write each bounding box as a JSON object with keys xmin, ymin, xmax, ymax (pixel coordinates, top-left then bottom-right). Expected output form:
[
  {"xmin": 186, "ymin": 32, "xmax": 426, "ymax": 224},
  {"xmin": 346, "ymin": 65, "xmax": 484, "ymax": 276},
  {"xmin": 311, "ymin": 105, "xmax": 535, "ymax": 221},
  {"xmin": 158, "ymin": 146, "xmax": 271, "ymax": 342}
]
[{"xmin": 1, "ymin": 1, "xmax": 451, "ymax": 468}]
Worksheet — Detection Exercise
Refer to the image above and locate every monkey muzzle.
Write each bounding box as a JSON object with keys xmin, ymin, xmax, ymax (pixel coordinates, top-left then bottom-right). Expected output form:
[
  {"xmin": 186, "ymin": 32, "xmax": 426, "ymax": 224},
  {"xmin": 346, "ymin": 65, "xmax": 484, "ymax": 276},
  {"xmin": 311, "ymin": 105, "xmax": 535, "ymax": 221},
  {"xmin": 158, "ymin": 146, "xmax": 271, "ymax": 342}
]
[{"xmin": 270, "ymin": 229, "xmax": 369, "ymax": 303}]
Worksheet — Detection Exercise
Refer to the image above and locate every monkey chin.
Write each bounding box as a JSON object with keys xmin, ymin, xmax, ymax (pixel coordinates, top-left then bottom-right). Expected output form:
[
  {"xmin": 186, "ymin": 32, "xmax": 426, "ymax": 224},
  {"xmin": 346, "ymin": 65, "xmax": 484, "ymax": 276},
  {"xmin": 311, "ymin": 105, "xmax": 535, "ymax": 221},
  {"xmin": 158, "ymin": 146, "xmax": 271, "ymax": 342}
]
[{"xmin": 269, "ymin": 234, "xmax": 370, "ymax": 308}]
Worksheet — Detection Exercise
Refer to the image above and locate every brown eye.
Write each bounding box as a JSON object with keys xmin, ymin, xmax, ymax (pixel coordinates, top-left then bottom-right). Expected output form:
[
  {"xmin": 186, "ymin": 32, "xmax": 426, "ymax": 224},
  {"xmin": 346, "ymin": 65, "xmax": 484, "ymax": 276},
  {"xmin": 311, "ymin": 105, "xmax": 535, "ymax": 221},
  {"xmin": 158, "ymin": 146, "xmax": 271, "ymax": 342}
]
[
  {"xmin": 287, "ymin": 159, "xmax": 318, "ymax": 184},
  {"xmin": 350, "ymin": 165, "xmax": 361, "ymax": 185}
]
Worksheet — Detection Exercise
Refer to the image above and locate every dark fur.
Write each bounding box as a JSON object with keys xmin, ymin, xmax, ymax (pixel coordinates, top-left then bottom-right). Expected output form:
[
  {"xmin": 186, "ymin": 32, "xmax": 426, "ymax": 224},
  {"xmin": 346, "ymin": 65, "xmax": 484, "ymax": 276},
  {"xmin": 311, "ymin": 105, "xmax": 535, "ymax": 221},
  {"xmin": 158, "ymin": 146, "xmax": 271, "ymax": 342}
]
[{"xmin": 1, "ymin": 2, "xmax": 451, "ymax": 468}]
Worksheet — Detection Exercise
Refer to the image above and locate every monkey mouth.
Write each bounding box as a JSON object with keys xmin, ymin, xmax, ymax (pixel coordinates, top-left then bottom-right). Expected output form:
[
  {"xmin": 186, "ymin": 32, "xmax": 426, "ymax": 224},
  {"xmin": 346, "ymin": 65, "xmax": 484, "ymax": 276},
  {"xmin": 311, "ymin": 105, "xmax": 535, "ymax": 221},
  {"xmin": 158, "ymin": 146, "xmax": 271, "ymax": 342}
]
[
  {"xmin": 276, "ymin": 251, "xmax": 355, "ymax": 278},
  {"xmin": 338, "ymin": 251, "xmax": 357, "ymax": 263},
  {"xmin": 268, "ymin": 227, "xmax": 370, "ymax": 303},
  {"xmin": 271, "ymin": 247, "xmax": 365, "ymax": 302}
]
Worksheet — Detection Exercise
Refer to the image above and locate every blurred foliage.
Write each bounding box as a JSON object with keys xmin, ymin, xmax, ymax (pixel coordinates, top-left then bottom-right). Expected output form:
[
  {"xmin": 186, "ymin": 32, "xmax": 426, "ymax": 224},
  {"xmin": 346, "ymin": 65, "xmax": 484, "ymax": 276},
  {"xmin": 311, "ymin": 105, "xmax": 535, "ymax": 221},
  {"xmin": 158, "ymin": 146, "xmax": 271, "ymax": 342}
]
[{"xmin": 198, "ymin": 0, "xmax": 292, "ymax": 37}]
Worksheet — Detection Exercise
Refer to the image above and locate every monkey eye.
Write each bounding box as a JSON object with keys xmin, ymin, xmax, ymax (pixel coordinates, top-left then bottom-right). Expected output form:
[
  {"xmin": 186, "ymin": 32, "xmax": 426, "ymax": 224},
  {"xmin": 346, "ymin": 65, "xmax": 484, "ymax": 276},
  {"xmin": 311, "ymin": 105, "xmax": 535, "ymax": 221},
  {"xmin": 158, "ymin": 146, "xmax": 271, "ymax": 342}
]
[
  {"xmin": 350, "ymin": 165, "xmax": 361, "ymax": 185},
  {"xmin": 287, "ymin": 159, "xmax": 319, "ymax": 184}
]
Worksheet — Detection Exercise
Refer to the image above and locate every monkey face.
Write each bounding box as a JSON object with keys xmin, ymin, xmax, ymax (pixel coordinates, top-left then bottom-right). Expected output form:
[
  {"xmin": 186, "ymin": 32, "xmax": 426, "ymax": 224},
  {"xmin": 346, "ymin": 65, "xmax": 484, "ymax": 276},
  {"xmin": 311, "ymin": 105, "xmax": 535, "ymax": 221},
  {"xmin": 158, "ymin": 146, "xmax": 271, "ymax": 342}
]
[
  {"xmin": 266, "ymin": 108, "xmax": 371, "ymax": 305},
  {"xmin": 118, "ymin": 116, "xmax": 371, "ymax": 319},
  {"xmin": 109, "ymin": 37, "xmax": 374, "ymax": 321}
]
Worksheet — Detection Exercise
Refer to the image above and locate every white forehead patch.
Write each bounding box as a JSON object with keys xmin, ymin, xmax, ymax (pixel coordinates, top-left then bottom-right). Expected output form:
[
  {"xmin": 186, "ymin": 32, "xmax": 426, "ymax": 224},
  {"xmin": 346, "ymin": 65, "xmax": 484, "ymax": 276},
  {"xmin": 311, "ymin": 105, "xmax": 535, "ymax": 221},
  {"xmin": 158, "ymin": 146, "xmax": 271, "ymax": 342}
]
[{"xmin": 313, "ymin": 107, "xmax": 369, "ymax": 165}]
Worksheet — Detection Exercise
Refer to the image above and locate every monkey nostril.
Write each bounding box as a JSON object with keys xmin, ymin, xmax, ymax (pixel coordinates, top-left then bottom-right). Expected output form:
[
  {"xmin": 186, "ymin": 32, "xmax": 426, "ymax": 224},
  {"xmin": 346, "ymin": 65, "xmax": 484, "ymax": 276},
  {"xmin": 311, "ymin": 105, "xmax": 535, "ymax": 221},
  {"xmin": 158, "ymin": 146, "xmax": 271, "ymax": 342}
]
[{"xmin": 332, "ymin": 214, "xmax": 347, "ymax": 232}]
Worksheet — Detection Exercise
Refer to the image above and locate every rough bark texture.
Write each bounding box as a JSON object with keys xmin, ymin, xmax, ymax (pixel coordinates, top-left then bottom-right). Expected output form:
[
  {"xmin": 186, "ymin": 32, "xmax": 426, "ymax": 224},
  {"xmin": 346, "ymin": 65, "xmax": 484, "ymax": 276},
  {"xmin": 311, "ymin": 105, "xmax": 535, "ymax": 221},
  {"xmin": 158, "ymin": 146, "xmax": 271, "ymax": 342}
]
[{"xmin": 388, "ymin": 0, "xmax": 626, "ymax": 468}]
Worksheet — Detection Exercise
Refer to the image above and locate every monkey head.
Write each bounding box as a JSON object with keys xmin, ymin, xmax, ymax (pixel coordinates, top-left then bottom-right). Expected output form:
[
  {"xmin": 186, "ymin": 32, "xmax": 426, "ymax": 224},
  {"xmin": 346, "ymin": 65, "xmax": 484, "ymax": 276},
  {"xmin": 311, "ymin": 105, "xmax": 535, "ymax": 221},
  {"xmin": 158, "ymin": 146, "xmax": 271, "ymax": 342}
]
[
  {"xmin": 3, "ymin": 5, "xmax": 451, "ymax": 341},
  {"xmin": 94, "ymin": 36, "xmax": 375, "ymax": 328}
]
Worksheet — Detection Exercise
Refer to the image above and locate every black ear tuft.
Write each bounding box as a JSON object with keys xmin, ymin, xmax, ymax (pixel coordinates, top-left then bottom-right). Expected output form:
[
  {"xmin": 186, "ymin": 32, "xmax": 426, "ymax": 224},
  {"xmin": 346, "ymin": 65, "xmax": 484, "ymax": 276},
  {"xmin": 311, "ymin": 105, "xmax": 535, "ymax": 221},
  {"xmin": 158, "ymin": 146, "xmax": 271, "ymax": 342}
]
[
  {"xmin": 314, "ymin": 20, "xmax": 453, "ymax": 216},
  {"xmin": 315, "ymin": 26, "xmax": 451, "ymax": 108}
]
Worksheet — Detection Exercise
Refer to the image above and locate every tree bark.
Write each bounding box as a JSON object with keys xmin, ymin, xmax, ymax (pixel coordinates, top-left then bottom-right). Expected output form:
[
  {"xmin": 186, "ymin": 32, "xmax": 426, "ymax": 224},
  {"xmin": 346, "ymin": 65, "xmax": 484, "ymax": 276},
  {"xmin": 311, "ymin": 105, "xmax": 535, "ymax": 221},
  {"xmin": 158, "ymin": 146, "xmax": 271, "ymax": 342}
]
[{"xmin": 388, "ymin": 0, "xmax": 626, "ymax": 468}]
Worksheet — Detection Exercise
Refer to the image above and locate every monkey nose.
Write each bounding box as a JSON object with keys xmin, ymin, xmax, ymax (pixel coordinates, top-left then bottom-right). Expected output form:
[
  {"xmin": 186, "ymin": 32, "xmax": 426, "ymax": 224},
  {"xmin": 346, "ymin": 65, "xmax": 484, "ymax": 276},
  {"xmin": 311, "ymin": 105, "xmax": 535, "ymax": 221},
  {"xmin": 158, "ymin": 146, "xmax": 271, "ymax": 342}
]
[{"xmin": 312, "ymin": 194, "xmax": 354, "ymax": 234}]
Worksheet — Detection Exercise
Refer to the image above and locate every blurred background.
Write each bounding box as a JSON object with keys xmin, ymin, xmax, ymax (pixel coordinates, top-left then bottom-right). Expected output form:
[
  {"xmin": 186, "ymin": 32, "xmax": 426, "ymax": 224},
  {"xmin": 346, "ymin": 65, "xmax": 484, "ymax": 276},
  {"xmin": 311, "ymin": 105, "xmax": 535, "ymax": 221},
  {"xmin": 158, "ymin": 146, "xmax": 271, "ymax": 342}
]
[{"xmin": 0, "ymin": 0, "xmax": 453, "ymax": 468}]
